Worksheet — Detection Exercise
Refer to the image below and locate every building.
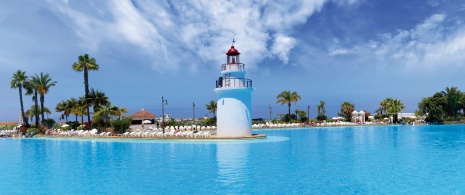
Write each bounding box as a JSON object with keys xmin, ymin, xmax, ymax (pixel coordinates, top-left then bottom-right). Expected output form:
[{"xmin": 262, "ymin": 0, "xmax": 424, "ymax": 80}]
[
  {"xmin": 397, "ymin": 113, "xmax": 416, "ymax": 119},
  {"xmin": 351, "ymin": 110, "xmax": 366, "ymax": 124},
  {"xmin": 214, "ymin": 43, "xmax": 254, "ymax": 137},
  {"xmin": 129, "ymin": 109, "xmax": 157, "ymax": 125}
]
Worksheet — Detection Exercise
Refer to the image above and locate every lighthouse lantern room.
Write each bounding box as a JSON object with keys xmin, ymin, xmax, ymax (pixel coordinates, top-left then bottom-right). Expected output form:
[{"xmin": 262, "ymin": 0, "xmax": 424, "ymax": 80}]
[{"xmin": 215, "ymin": 43, "xmax": 254, "ymax": 137}]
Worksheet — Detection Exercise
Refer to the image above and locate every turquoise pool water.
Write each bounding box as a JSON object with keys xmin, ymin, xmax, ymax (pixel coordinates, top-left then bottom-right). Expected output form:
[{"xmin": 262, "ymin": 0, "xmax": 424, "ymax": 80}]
[{"xmin": 2, "ymin": 125, "xmax": 465, "ymax": 194}]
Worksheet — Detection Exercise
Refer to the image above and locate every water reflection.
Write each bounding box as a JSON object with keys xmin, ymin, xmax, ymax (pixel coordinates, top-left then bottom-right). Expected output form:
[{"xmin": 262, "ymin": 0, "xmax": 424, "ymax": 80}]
[{"xmin": 216, "ymin": 143, "xmax": 251, "ymax": 190}]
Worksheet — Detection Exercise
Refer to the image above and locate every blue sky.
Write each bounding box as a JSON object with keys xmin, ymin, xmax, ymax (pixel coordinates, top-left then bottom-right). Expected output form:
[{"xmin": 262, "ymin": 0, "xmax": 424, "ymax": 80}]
[{"xmin": 1, "ymin": 0, "xmax": 465, "ymax": 122}]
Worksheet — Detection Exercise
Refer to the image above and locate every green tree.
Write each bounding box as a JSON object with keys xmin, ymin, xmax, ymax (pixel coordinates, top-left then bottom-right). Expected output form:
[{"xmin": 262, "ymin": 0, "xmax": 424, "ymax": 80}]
[
  {"xmin": 206, "ymin": 100, "xmax": 217, "ymax": 117},
  {"xmin": 65, "ymin": 98, "xmax": 79, "ymax": 122},
  {"xmin": 382, "ymin": 98, "xmax": 405, "ymax": 123},
  {"xmin": 55, "ymin": 100, "xmax": 68, "ymax": 121},
  {"xmin": 76, "ymin": 96, "xmax": 89, "ymax": 125},
  {"xmin": 24, "ymin": 79, "xmax": 40, "ymax": 127},
  {"xmin": 89, "ymin": 88, "xmax": 109, "ymax": 113},
  {"xmin": 93, "ymin": 103, "xmax": 119, "ymax": 128},
  {"xmin": 111, "ymin": 118, "xmax": 131, "ymax": 134},
  {"xmin": 418, "ymin": 93, "xmax": 446, "ymax": 123},
  {"xmin": 32, "ymin": 72, "xmax": 57, "ymax": 124},
  {"xmin": 118, "ymin": 107, "xmax": 128, "ymax": 120},
  {"xmin": 316, "ymin": 100, "xmax": 327, "ymax": 120},
  {"xmin": 297, "ymin": 110, "xmax": 307, "ymax": 123},
  {"xmin": 10, "ymin": 70, "xmax": 30, "ymax": 127},
  {"xmin": 276, "ymin": 90, "xmax": 301, "ymax": 117},
  {"xmin": 25, "ymin": 105, "xmax": 51, "ymax": 122},
  {"xmin": 441, "ymin": 87, "xmax": 461, "ymax": 117},
  {"xmin": 338, "ymin": 101, "xmax": 355, "ymax": 120},
  {"xmin": 72, "ymin": 54, "xmax": 99, "ymax": 125}
]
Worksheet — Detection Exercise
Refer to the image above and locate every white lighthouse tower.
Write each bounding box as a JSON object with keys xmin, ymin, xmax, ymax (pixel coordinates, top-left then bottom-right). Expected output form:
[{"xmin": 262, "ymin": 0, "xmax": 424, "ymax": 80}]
[{"xmin": 215, "ymin": 43, "xmax": 254, "ymax": 137}]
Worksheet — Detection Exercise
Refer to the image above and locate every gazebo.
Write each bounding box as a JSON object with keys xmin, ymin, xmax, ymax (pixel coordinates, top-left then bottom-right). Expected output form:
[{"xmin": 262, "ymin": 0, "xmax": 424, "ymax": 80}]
[
  {"xmin": 351, "ymin": 110, "xmax": 366, "ymax": 124},
  {"xmin": 129, "ymin": 109, "xmax": 157, "ymax": 125}
]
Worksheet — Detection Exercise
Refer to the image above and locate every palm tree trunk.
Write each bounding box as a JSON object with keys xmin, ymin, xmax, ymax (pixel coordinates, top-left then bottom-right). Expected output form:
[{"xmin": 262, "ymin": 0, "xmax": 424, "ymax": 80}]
[
  {"xmin": 86, "ymin": 106, "xmax": 91, "ymax": 126},
  {"xmin": 34, "ymin": 90, "xmax": 39, "ymax": 127},
  {"xmin": 84, "ymin": 67, "xmax": 91, "ymax": 126},
  {"xmin": 288, "ymin": 103, "xmax": 291, "ymax": 116},
  {"xmin": 18, "ymin": 87, "xmax": 29, "ymax": 127},
  {"xmin": 40, "ymin": 94, "xmax": 45, "ymax": 125}
]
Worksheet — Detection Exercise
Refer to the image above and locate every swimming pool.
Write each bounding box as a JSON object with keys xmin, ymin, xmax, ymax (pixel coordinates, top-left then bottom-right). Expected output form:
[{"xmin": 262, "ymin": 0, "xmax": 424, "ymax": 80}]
[{"xmin": 1, "ymin": 125, "xmax": 465, "ymax": 194}]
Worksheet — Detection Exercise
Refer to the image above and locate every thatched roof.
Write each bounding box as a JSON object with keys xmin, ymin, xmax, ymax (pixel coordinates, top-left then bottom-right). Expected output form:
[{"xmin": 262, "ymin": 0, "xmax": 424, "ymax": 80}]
[{"xmin": 129, "ymin": 109, "xmax": 157, "ymax": 120}]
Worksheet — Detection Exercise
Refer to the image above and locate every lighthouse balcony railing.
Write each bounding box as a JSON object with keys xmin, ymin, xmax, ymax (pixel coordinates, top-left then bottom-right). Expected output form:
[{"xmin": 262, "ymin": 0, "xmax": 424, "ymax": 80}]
[
  {"xmin": 216, "ymin": 78, "xmax": 252, "ymax": 88},
  {"xmin": 222, "ymin": 63, "xmax": 245, "ymax": 71}
]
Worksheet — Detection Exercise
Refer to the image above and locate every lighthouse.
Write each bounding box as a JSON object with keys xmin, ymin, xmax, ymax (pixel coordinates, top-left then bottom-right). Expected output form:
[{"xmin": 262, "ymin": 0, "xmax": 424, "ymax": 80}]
[{"xmin": 215, "ymin": 43, "xmax": 254, "ymax": 137}]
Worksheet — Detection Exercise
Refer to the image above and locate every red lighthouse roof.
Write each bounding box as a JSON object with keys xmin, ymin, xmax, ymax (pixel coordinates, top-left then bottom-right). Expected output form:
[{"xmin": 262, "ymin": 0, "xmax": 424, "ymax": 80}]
[{"xmin": 226, "ymin": 46, "xmax": 240, "ymax": 56}]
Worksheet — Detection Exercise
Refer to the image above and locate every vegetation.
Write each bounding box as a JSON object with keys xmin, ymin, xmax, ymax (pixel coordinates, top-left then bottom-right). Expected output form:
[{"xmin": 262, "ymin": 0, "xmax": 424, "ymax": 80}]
[
  {"xmin": 26, "ymin": 128, "xmax": 40, "ymax": 135},
  {"xmin": 25, "ymin": 105, "xmax": 51, "ymax": 122},
  {"xmin": 376, "ymin": 98, "xmax": 405, "ymax": 123},
  {"xmin": 33, "ymin": 72, "xmax": 57, "ymax": 124},
  {"xmin": 24, "ymin": 76, "xmax": 40, "ymax": 127},
  {"xmin": 206, "ymin": 100, "xmax": 217, "ymax": 117},
  {"xmin": 316, "ymin": 101, "xmax": 327, "ymax": 121},
  {"xmin": 10, "ymin": 70, "xmax": 30, "ymax": 127},
  {"xmin": 111, "ymin": 118, "xmax": 131, "ymax": 134},
  {"xmin": 42, "ymin": 119, "xmax": 56, "ymax": 129},
  {"xmin": 276, "ymin": 90, "xmax": 301, "ymax": 118},
  {"xmin": 417, "ymin": 87, "xmax": 465, "ymax": 123},
  {"xmin": 93, "ymin": 103, "xmax": 119, "ymax": 128},
  {"xmin": 72, "ymin": 54, "xmax": 100, "ymax": 126},
  {"xmin": 204, "ymin": 116, "xmax": 217, "ymax": 126},
  {"xmin": 338, "ymin": 102, "xmax": 355, "ymax": 121}
]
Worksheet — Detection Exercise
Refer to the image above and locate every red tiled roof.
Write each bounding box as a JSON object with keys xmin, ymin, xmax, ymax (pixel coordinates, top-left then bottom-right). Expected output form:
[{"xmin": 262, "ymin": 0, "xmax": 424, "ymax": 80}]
[{"xmin": 129, "ymin": 109, "xmax": 157, "ymax": 118}]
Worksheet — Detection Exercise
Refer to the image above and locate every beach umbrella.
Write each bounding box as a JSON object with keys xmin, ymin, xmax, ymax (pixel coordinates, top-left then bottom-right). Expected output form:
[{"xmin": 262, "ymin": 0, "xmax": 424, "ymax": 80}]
[{"xmin": 62, "ymin": 124, "xmax": 69, "ymax": 127}]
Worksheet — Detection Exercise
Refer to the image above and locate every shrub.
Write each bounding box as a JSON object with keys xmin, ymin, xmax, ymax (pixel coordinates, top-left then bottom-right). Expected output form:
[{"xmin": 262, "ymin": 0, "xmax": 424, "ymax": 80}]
[
  {"xmin": 111, "ymin": 118, "xmax": 131, "ymax": 134},
  {"xmin": 43, "ymin": 119, "xmax": 56, "ymax": 129},
  {"xmin": 316, "ymin": 114, "xmax": 327, "ymax": 121},
  {"xmin": 66, "ymin": 121, "xmax": 81, "ymax": 130},
  {"xmin": 77, "ymin": 126, "xmax": 85, "ymax": 130},
  {"xmin": 204, "ymin": 117, "xmax": 217, "ymax": 126},
  {"xmin": 27, "ymin": 128, "xmax": 40, "ymax": 135}
]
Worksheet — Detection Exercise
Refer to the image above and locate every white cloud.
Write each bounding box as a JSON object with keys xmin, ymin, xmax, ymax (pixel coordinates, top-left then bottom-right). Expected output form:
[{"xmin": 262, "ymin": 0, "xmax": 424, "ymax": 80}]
[
  {"xmin": 326, "ymin": 13, "xmax": 465, "ymax": 71},
  {"xmin": 271, "ymin": 34, "xmax": 296, "ymax": 64},
  {"xmin": 44, "ymin": 0, "xmax": 329, "ymax": 73}
]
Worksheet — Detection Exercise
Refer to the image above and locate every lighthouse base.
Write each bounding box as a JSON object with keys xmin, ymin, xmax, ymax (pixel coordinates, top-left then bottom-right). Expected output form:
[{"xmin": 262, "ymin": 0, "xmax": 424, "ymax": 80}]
[{"xmin": 216, "ymin": 97, "xmax": 252, "ymax": 137}]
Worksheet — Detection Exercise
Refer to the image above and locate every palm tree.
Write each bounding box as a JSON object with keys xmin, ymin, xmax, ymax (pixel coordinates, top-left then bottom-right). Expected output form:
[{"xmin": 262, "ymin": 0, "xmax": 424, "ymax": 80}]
[
  {"xmin": 66, "ymin": 98, "xmax": 79, "ymax": 121},
  {"xmin": 89, "ymin": 88, "xmax": 109, "ymax": 113},
  {"xmin": 316, "ymin": 101, "xmax": 327, "ymax": 121},
  {"xmin": 76, "ymin": 96, "xmax": 89, "ymax": 125},
  {"xmin": 206, "ymin": 100, "xmax": 217, "ymax": 117},
  {"xmin": 119, "ymin": 107, "xmax": 128, "ymax": 120},
  {"xmin": 26, "ymin": 105, "xmax": 51, "ymax": 122},
  {"xmin": 316, "ymin": 101, "xmax": 326, "ymax": 115},
  {"xmin": 384, "ymin": 98, "xmax": 405, "ymax": 123},
  {"xmin": 93, "ymin": 103, "xmax": 119, "ymax": 127},
  {"xmin": 276, "ymin": 90, "xmax": 301, "ymax": 116},
  {"xmin": 10, "ymin": 70, "xmax": 30, "ymax": 127},
  {"xmin": 441, "ymin": 87, "xmax": 461, "ymax": 117},
  {"xmin": 72, "ymin": 54, "xmax": 99, "ymax": 125},
  {"xmin": 24, "ymin": 79, "xmax": 40, "ymax": 127},
  {"xmin": 339, "ymin": 102, "xmax": 355, "ymax": 120},
  {"xmin": 32, "ymin": 73, "xmax": 57, "ymax": 124},
  {"xmin": 55, "ymin": 100, "xmax": 68, "ymax": 121}
]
